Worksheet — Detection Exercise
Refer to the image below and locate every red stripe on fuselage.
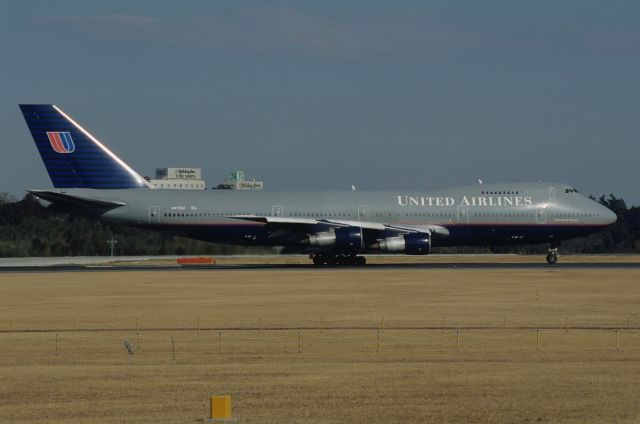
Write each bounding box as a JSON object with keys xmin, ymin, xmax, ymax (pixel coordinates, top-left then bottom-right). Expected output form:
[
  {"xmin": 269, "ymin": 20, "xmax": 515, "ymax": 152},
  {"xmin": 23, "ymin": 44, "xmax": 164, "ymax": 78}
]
[
  {"xmin": 154, "ymin": 222, "xmax": 266, "ymax": 226},
  {"xmin": 395, "ymin": 221, "xmax": 608, "ymax": 227},
  {"xmin": 149, "ymin": 221, "xmax": 606, "ymax": 228}
]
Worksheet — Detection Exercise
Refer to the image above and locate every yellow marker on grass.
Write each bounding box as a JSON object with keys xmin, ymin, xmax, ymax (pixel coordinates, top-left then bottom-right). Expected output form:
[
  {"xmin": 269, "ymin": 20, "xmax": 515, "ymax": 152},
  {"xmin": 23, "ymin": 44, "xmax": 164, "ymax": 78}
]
[{"xmin": 211, "ymin": 395, "xmax": 232, "ymax": 420}]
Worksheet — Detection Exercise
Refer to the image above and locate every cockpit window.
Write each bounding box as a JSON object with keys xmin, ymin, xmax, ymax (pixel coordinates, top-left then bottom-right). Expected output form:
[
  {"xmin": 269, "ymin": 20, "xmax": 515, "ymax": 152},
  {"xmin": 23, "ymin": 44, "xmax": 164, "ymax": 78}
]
[{"xmin": 564, "ymin": 188, "xmax": 579, "ymax": 193}]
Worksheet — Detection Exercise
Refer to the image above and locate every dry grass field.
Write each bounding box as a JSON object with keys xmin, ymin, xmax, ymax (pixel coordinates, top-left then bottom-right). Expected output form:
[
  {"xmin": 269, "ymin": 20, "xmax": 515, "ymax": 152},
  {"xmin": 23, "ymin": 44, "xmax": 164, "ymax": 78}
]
[{"xmin": 2, "ymin": 260, "xmax": 640, "ymax": 423}]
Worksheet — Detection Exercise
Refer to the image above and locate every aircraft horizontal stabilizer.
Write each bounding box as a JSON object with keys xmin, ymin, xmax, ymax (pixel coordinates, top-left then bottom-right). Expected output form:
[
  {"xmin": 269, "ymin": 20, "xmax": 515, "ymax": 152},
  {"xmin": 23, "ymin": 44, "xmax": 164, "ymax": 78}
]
[{"xmin": 28, "ymin": 190, "xmax": 126, "ymax": 209}]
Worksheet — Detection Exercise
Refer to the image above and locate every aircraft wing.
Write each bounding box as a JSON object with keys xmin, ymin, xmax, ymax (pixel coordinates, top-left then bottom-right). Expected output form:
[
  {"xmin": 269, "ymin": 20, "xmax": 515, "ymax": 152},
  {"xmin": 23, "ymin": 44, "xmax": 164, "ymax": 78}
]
[
  {"xmin": 229, "ymin": 215, "xmax": 450, "ymax": 238},
  {"xmin": 381, "ymin": 223, "xmax": 450, "ymax": 238}
]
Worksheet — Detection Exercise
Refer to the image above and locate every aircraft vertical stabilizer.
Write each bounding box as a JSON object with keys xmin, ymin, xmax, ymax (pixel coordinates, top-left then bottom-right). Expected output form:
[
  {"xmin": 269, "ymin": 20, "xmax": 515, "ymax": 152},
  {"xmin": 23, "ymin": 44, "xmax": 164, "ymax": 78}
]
[{"xmin": 19, "ymin": 104, "xmax": 150, "ymax": 189}]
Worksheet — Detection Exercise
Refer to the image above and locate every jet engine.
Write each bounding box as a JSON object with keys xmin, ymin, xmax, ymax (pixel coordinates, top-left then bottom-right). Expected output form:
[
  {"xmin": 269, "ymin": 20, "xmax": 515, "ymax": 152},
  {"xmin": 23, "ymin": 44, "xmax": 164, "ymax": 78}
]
[
  {"xmin": 376, "ymin": 233, "xmax": 431, "ymax": 255},
  {"xmin": 308, "ymin": 227, "xmax": 364, "ymax": 249}
]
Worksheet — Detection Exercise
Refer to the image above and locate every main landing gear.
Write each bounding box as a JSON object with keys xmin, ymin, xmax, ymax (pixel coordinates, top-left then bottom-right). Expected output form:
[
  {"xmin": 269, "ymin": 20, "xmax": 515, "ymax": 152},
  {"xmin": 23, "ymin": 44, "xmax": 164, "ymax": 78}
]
[
  {"xmin": 311, "ymin": 253, "xmax": 366, "ymax": 266},
  {"xmin": 546, "ymin": 242, "xmax": 560, "ymax": 264}
]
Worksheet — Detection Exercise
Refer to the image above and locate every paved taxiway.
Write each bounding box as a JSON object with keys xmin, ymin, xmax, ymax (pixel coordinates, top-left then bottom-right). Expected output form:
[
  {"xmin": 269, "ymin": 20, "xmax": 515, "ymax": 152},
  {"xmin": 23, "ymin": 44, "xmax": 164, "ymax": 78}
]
[
  {"xmin": 1, "ymin": 262, "xmax": 640, "ymax": 272},
  {"xmin": 2, "ymin": 254, "xmax": 639, "ymax": 272}
]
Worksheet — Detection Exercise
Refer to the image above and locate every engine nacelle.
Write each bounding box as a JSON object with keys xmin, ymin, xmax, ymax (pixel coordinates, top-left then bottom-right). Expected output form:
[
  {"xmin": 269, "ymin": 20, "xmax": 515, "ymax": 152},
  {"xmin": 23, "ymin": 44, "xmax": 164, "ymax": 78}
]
[
  {"xmin": 308, "ymin": 227, "xmax": 364, "ymax": 250},
  {"xmin": 308, "ymin": 231, "xmax": 336, "ymax": 247},
  {"xmin": 376, "ymin": 233, "xmax": 431, "ymax": 255},
  {"xmin": 404, "ymin": 233, "xmax": 431, "ymax": 255},
  {"xmin": 376, "ymin": 236, "xmax": 405, "ymax": 252}
]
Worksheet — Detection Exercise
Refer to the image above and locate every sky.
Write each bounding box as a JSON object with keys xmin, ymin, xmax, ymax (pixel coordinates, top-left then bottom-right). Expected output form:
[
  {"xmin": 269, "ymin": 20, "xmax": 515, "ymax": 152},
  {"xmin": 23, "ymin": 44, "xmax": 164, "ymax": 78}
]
[{"xmin": 1, "ymin": 1, "xmax": 639, "ymax": 203}]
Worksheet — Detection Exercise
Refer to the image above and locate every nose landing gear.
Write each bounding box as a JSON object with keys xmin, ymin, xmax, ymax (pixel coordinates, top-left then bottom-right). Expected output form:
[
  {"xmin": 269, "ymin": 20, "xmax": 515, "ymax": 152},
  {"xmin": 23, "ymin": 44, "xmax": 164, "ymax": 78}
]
[
  {"xmin": 546, "ymin": 249, "xmax": 558, "ymax": 264},
  {"xmin": 546, "ymin": 242, "xmax": 560, "ymax": 264}
]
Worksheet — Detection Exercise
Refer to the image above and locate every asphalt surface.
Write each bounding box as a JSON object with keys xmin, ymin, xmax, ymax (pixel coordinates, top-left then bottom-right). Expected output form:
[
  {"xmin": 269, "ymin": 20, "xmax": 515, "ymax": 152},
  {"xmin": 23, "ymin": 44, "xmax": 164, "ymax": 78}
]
[{"xmin": 1, "ymin": 262, "xmax": 640, "ymax": 272}]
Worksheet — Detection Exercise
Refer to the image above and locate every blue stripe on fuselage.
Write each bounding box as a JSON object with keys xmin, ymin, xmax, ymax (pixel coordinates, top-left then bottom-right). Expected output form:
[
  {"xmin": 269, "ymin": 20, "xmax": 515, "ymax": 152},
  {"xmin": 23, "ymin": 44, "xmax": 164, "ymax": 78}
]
[{"xmin": 142, "ymin": 222, "xmax": 606, "ymax": 247}]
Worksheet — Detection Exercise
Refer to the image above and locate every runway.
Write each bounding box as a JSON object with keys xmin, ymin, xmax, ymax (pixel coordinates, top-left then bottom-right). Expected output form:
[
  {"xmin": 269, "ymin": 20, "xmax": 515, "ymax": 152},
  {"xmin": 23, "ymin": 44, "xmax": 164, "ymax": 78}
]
[
  {"xmin": 1, "ymin": 262, "xmax": 640, "ymax": 272},
  {"xmin": 2, "ymin": 254, "xmax": 639, "ymax": 272}
]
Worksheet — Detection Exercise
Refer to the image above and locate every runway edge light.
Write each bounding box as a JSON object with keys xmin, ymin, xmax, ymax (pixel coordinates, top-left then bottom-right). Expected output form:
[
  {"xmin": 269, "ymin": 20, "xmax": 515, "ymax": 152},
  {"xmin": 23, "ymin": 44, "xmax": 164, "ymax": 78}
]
[{"xmin": 211, "ymin": 395, "xmax": 232, "ymax": 420}]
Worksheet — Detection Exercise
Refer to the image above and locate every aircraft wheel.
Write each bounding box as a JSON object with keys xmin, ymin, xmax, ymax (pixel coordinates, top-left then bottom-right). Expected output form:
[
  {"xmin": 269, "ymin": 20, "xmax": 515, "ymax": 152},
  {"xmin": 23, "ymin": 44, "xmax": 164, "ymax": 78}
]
[
  {"xmin": 325, "ymin": 257, "xmax": 338, "ymax": 266},
  {"xmin": 546, "ymin": 253, "xmax": 558, "ymax": 264},
  {"xmin": 312, "ymin": 255, "xmax": 333, "ymax": 266},
  {"xmin": 313, "ymin": 255, "xmax": 365, "ymax": 266}
]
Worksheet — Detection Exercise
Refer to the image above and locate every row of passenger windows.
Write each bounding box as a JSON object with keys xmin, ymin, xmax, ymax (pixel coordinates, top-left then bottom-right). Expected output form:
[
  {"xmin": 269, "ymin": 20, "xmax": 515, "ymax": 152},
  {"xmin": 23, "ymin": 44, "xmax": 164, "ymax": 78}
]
[
  {"xmin": 162, "ymin": 212, "xmax": 351, "ymax": 218},
  {"xmin": 480, "ymin": 188, "xmax": 580, "ymax": 195},
  {"xmin": 291, "ymin": 212, "xmax": 351, "ymax": 217},
  {"xmin": 403, "ymin": 212, "xmax": 454, "ymax": 218},
  {"xmin": 404, "ymin": 213, "xmax": 533, "ymax": 219},
  {"xmin": 162, "ymin": 211, "xmax": 601, "ymax": 219},
  {"xmin": 154, "ymin": 183, "xmax": 205, "ymax": 189},
  {"xmin": 474, "ymin": 213, "xmax": 533, "ymax": 218},
  {"xmin": 481, "ymin": 191, "xmax": 520, "ymax": 195},
  {"xmin": 164, "ymin": 212, "xmax": 263, "ymax": 217}
]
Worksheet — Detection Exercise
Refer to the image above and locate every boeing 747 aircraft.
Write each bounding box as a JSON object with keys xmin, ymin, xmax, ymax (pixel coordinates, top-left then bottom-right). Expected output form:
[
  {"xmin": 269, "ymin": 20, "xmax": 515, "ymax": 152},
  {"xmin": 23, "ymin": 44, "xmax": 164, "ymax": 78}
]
[{"xmin": 19, "ymin": 105, "xmax": 617, "ymax": 265}]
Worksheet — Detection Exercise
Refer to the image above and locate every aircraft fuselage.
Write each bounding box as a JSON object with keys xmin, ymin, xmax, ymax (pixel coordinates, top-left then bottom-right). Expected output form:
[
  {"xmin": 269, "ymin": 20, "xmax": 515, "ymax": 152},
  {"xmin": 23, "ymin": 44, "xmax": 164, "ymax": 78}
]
[{"xmin": 41, "ymin": 181, "xmax": 616, "ymax": 250}]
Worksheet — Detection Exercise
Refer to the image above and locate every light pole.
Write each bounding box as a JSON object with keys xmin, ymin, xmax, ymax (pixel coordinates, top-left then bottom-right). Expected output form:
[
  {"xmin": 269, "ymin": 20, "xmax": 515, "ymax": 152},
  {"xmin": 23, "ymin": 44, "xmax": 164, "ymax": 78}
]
[{"xmin": 107, "ymin": 236, "xmax": 118, "ymax": 257}]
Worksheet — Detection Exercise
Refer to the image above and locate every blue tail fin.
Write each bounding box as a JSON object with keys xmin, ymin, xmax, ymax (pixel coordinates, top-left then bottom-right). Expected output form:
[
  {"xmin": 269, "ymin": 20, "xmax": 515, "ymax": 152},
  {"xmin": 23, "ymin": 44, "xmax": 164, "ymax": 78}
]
[{"xmin": 19, "ymin": 104, "xmax": 150, "ymax": 189}]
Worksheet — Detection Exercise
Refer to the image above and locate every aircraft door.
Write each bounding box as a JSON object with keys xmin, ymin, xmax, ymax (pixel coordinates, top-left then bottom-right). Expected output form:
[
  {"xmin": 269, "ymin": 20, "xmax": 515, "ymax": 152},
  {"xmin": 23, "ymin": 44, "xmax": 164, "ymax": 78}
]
[
  {"xmin": 149, "ymin": 206, "xmax": 160, "ymax": 224},
  {"xmin": 272, "ymin": 205, "xmax": 284, "ymax": 217},
  {"xmin": 456, "ymin": 206, "xmax": 468, "ymax": 224},
  {"xmin": 548, "ymin": 187, "xmax": 556, "ymax": 200},
  {"xmin": 358, "ymin": 205, "xmax": 369, "ymax": 221},
  {"xmin": 536, "ymin": 207, "xmax": 546, "ymax": 224}
]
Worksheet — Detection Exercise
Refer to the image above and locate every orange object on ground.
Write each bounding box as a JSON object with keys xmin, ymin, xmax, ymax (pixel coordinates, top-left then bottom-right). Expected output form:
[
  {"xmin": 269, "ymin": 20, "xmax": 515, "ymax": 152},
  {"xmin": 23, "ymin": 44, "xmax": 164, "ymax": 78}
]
[
  {"xmin": 210, "ymin": 395, "xmax": 232, "ymax": 419},
  {"xmin": 177, "ymin": 257, "xmax": 215, "ymax": 265}
]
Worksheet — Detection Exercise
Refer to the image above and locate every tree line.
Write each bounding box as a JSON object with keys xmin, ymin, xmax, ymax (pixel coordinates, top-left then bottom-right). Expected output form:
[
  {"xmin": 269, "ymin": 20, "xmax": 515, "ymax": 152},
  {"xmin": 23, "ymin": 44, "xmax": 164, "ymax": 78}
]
[
  {"xmin": 0, "ymin": 193, "xmax": 272, "ymax": 257},
  {"xmin": 0, "ymin": 193, "xmax": 638, "ymax": 257}
]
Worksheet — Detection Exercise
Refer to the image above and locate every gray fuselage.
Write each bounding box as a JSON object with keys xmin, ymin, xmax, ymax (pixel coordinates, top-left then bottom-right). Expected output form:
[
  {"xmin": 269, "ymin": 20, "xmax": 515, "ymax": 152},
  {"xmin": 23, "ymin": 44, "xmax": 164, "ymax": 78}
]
[{"xmin": 45, "ymin": 182, "xmax": 616, "ymax": 251}]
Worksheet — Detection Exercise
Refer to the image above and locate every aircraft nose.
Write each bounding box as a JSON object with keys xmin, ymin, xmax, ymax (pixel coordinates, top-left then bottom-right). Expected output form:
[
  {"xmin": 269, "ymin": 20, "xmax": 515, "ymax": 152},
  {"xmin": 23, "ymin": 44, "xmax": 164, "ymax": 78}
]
[{"xmin": 601, "ymin": 206, "xmax": 617, "ymax": 225}]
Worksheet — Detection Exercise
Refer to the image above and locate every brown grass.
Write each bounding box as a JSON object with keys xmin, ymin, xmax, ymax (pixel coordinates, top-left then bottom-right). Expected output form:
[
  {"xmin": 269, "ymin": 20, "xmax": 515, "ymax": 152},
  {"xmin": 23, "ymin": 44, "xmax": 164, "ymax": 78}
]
[{"xmin": 1, "ymin": 262, "xmax": 640, "ymax": 423}]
